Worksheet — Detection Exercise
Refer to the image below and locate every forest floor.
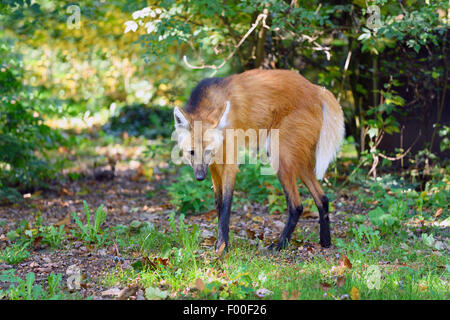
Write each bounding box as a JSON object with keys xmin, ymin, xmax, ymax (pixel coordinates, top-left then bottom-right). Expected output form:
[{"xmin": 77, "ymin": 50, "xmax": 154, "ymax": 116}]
[{"xmin": 0, "ymin": 131, "xmax": 448, "ymax": 300}]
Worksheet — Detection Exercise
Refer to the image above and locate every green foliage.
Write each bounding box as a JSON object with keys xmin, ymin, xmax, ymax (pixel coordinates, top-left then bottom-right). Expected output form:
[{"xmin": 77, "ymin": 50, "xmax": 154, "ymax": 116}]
[
  {"xmin": 0, "ymin": 269, "xmax": 70, "ymax": 300},
  {"xmin": 0, "ymin": 242, "xmax": 31, "ymax": 264},
  {"xmin": 71, "ymin": 201, "xmax": 108, "ymax": 245},
  {"xmin": 438, "ymin": 125, "xmax": 450, "ymax": 152},
  {"xmin": 168, "ymin": 212, "xmax": 201, "ymax": 253},
  {"xmin": 368, "ymin": 207, "xmax": 399, "ymax": 234},
  {"xmin": 167, "ymin": 166, "xmax": 215, "ymax": 214},
  {"xmin": 169, "ymin": 159, "xmax": 327, "ymax": 215},
  {"xmin": 40, "ymin": 225, "xmax": 66, "ymax": 248},
  {"xmin": 0, "ymin": 41, "xmax": 60, "ymax": 200},
  {"xmin": 102, "ymin": 104, "xmax": 174, "ymax": 139},
  {"xmin": 235, "ymin": 162, "xmax": 283, "ymax": 205}
]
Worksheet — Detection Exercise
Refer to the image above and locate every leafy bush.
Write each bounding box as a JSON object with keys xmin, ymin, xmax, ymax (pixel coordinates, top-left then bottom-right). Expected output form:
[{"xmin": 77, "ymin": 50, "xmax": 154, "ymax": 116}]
[
  {"xmin": 0, "ymin": 40, "xmax": 60, "ymax": 201},
  {"xmin": 102, "ymin": 104, "xmax": 173, "ymax": 139},
  {"xmin": 167, "ymin": 166, "xmax": 215, "ymax": 214},
  {"xmin": 235, "ymin": 162, "xmax": 283, "ymax": 205},
  {"xmin": 368, "ymin": 207, "xmax": 399, "ymax": 234},
  {"xmin": 169, "ymin": 160, "xmax": 320, "ymax": 215}
]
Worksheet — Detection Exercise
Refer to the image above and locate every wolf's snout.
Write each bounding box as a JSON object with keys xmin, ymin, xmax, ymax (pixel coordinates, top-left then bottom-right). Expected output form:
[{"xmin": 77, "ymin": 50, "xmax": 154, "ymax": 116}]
[
  {"xmin": 195, "ymin": 172, "xmax": 206, "ymax": 181},
  {"xmin": 193, "ymin": 165, "xmax": 208, "ymax": 181}
]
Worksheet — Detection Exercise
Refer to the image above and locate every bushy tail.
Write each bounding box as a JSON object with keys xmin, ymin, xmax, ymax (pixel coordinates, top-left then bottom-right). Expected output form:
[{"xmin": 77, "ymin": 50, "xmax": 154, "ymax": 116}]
[{"xmin": 315, "ymin": 89, "xmax": 345, "ymax": 180}]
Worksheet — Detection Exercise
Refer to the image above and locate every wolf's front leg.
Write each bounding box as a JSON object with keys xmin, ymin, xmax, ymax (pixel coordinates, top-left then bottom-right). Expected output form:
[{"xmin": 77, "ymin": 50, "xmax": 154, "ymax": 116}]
[{"xmin": 210, "ymin": 164, "xmax": 237, "ymax": 251}]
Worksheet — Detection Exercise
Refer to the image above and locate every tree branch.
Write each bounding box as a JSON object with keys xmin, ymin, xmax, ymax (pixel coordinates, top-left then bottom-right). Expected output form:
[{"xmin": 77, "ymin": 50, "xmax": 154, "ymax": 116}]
[{"xmin": 183, "ymin": 9, "xmax": 270, "ymax": 76}]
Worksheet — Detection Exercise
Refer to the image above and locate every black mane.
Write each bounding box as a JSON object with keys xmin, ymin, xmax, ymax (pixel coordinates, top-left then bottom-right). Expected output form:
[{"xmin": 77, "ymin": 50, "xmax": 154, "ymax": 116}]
[{"xmin": 184, "ymin": 77, "xmax": 224, "ymax": 113}]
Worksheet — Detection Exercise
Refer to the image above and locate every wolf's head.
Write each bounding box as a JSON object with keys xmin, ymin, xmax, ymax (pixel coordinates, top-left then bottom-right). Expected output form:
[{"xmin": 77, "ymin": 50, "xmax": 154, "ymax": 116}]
[{"xmin": 173, "ymin": 78, "xmax": 230, "ymax": 181}]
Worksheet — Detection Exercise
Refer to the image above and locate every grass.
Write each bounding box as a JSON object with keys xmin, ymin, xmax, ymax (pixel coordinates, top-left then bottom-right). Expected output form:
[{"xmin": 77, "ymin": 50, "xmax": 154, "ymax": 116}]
[
  {"xmin": 99, "ymin": 159, "xmax": 448, "ymax": 300},
  {"xmin": 0, "ymin": 269, "xmax": 74, "ymax": 300},
  {"xmin": 71, "ymin": 201, "xmax": 108, "ymax": 246},
  {"xmin": 1, "ymin": 132, "xmax": 448, "ymax": 300},
  {"xmin": 101, "ymin": 218, "xmax": 448, "ymax": 300},
  {"xmin": 3, "ymin": 214, "xmax": 448, "ymax": 300}
]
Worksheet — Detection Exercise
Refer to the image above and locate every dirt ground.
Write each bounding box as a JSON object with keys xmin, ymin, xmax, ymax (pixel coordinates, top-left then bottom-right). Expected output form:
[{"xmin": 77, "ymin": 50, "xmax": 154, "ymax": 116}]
[{"xmin": 0, "ymin": 166, "xmax": 360, "ymax": 299}]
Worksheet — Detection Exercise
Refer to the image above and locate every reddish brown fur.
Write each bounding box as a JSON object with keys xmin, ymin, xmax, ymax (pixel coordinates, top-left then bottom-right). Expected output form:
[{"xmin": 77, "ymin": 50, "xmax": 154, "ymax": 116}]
[
  {"xmin": 183, "ymin": 69, "xmax": 327, "ymax": 206},
  {"xmin": 178, "ymin": 69, "xmax": 343, "ymax": 249}
]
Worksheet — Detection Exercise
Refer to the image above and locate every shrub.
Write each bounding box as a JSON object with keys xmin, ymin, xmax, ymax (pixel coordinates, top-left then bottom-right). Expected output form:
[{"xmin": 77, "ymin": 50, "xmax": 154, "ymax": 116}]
[{"xmin": 0, "ymin": 41, "xmax": 60, "ymax": 201}]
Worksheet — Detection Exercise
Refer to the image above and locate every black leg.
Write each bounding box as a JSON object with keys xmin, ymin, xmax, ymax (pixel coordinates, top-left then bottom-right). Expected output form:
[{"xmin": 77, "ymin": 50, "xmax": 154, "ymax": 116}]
[
  {"xmin": 273, "ymin": 201, "xmax": 303, "ymax": 250},
  {"xmin": 215, "ymin": 187, "xmax": 233, "ymax": 251},
  {"xmin": 213, "ymin": 187, "xmax": 223, "ymax": 215},
  {"xmin": 268, "ymin": 181, "xmax": 303, "ymax": 251},
  {"xmin": 318, "ymin": 195, "xmax": 331, "ymax": 248}
]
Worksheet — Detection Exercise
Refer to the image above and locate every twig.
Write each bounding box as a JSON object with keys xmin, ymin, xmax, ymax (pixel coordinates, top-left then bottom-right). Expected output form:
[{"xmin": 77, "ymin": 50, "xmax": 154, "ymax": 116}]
[
  {"xmin": 183, "ymin": 9, "xmax": 270, "ymax": 76},
  {"xmin": 315, "ymin": 3, "xmax": 322, "ymax": 14},
  {"xmin": 337, "ymin": 51, "xmax": 352, "ymax": 103},
  {"xmin": 367, "ymin": 129, "xmax": 421, "ymax": 179},
  {"xmin": 378, "ymin": 131, "xmax": 421, "ymax": 161}
]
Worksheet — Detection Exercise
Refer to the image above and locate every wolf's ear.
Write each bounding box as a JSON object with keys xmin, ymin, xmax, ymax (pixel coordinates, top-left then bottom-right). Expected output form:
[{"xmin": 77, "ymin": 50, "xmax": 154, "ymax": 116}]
[
  {"xmin": 216, "ymin": 101, "xmax": 230, "ymax": 129},
  {"xmin": 174, "ymin": 107, "xmax": 189, "ymax": 129}
]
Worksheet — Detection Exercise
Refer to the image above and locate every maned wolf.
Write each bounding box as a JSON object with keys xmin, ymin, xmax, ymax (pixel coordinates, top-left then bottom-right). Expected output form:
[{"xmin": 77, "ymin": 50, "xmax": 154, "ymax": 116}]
[{"xmin": 173, "ymin": 69, "xmax": 345, "ymax": 250}]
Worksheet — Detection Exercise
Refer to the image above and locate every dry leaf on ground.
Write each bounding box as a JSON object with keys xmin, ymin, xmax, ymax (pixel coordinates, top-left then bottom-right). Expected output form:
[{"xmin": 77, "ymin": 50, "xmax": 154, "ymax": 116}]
[
  {"xmin": 195, "ymin": 278, "xmax": 205, "ymax": 292},
  {"xmin": 350, "ymin": 287, "xmax": 359, "ymax": 300}
]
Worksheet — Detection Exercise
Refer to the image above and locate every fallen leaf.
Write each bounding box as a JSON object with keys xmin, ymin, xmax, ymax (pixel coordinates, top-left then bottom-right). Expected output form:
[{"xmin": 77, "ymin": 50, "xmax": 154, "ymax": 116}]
[
  {"xmin": 201, "ymin": 236, "xmax": 216, "ymax": 247},
  {"xmin": 350, "ymin": 287, "xmax": 359, "ymax": 300},
  {"xmin": 418, "ymin": 283, "xmax": 428, "ymax": 291},
  {"xmin": 282, "ymin": 290, "xmax": 300, "ymax": 300},
  {"xmin": 336, "ymin": 275, "xmax": 346, "ymax": 287},
  {"xmin": 203, "ymin": 209, "xmax": 217, "ymax": 221},
  {"xmin": 320, "ymin": 282, "xmax": 331, "ymax": 291},
  {"xmin": 195, "ymin": 278, "xmax": 205, "ymax": 292},
  {"xmin": 137, "ymin": 256, "xmax": 169, "ymax": 270},
  {"xmin": 217, "ymin": 242, "xmax": 226, "ymax": 257},
  {"xmin": 252, "ymin": 216, "xmax": 263, "ymax": 223},
  {"xmin": 331, "ymin": 255, "xmax": 353, "ymax": 276},
  {"xmin": 155, "ymin": 257, "xmax": 169, "ymax": 267},
  {"xmin": 301, "ymin": 210, "xmax": 319, "ymax": 219},
  {"xmin": 59, "ymin": 187, "xmax": 74, "ymax": 196},
  {"xmin": 129, "ymin": 220, "xmax": 143, "ymax": 230},
  {"xmin": 131, "ymin": 165, "xmax": 153, "ymax": 182},
  {"xmin": 55, "ymin": 213, "xmax": 71, "ymax": 227},
  {"xmin": 434, "ymin": 208, "xmax": 443, "ymax": 218},
  {"xmin": 118, "ymin": 284, "xmax": 139, "ymax": 300},
  {"xmin": 31, "ymin": 190, "xmax": 43, "ymax": 198},
  {"xmin": 338, "ymin": 255, "xmax": 352, "ymax": 272},
  {"xmin": 246, "ymin": 228, "xmax": 256, "ymax": 239},
  {"xmin": 33, "ymin": 236, "xmax": 43, "ymax": 248}
]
